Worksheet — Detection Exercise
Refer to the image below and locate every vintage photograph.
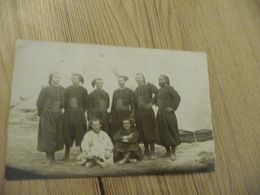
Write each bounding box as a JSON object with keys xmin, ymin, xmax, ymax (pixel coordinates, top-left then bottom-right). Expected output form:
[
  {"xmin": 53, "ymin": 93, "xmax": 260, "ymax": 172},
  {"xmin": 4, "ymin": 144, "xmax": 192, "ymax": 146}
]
[{"xmin": 6, "ymin": 40, "xmax": 214, "ymax": 179}]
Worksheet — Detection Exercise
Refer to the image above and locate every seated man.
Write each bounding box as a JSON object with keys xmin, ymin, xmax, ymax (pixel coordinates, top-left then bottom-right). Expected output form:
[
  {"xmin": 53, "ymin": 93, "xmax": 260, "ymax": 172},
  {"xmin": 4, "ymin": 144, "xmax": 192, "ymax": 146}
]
[
  {"xmin": 77, "ymin": 119, "xmax": 113, "ymax": 168},
  {"xmin": 113, "ymin": 118, "xmax": 143, "ymax": 165}
]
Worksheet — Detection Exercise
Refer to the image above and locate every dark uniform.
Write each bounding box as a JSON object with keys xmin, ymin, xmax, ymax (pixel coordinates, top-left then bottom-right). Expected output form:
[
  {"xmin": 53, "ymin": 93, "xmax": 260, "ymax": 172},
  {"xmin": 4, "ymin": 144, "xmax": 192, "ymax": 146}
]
[
  {"xmin": 87, "ymin": 89, "xmax": 110, "ymax": 135},
  {"xmin": 135, "ymin": 83, "xmax": 158, "ymax": 144},
  {"xmin": 113, "ymin": 127, "xmax": 143, "ymax": 161},
  {"xmin": 36, "ymin": 85, "xmax": 65, "ymax": 155},
  {"xmin": 64, "ymin": 85, "xmax": 88, "ymax": 147},
  {"xmin": 155, "ymin": 85, "xmax": 181, "ymax": 148},
  {"xmin": 111, "ymin": 88, "xmax": 135, "ymax": 135}
]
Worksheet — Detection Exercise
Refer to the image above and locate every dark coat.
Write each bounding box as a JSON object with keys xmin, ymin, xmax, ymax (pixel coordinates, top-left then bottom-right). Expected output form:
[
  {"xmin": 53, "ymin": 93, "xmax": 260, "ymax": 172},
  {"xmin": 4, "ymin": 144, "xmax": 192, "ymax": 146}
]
[
  {"xmin": 113, "ymin": 128, "xmax": 142, "ymax": 160},
  {"xmin": 36, "ymin": 85, "xmax": 65, "ymax": 152},
  {"xmin": 87, "ymin": 89, "xmax": 110, "ymax": 135},
  {"xmin": 155, "ymin": 85, "xmax": 181, "ymax": 147},
  {"xmin": 110, "ymin": 88, "xmax": 135, "ymax": 135},
  {"xmin": 63, "ymin": 85, "xmax": 88, "ymax": 147},
  {"xmin": 135, "ymin": 83, "xmax": 158, "ymax": 143}
]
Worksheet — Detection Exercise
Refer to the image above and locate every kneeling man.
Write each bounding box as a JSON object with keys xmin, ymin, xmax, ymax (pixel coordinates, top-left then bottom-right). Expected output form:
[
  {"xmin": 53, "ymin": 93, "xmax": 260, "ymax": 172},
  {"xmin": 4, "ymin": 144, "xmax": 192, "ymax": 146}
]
[
  {"xmin": 113, "ymin": 118, "xmax": 143, "ymax": 165},
  {"xmin": 77, "ymin": 119, "xmax": 113, "ymax": 168}
]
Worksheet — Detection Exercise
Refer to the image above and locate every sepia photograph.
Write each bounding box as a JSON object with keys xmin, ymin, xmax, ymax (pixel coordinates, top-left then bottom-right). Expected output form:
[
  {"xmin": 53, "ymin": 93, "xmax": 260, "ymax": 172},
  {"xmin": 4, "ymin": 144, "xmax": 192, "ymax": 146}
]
[{"xmin": 6, "ymin": 40, "xmax": 214, "ymax": 179}]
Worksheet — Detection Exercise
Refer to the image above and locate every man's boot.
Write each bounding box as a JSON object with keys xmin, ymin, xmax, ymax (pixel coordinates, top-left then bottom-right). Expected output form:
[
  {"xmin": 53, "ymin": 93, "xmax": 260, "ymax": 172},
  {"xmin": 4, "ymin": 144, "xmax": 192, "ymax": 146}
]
[
  {"xmin": 48, "ymin": 152, "xmax": 56, "ymax": 165},
  {"xmin": 144, "ymin": 143, "xmax": 150, "ymax": 156},
  {"xmin": 150, "ymin": 143, "xmax": 156, "ymax": 160},
  {"xmin": 60, "ymin": 145, "xmax": 70, "ymax": 161},
  {"xmin": 170, "ymin": 146, "xmax": 177, "ymax": 161}
]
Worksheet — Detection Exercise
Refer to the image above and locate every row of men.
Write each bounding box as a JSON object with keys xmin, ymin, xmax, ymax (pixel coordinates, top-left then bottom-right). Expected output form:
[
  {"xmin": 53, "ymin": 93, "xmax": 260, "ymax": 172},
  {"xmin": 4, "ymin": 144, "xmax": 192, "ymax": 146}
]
[{"xmin": 36, "ymin": 72, "xmax": 181, "ymax": 164}]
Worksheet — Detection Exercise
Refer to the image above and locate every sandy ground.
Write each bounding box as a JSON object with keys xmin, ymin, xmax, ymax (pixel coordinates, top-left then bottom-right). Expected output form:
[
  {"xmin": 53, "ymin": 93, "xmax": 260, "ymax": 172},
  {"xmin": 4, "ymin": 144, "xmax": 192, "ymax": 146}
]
[{"xmin": 6, "ymin": 110, "xmax": 215, "ymax": 178}]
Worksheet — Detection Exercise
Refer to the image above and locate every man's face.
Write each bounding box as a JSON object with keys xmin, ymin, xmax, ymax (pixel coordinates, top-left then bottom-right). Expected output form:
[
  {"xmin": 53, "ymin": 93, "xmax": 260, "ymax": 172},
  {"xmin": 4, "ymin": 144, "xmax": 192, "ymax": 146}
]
[
  {"xmin": 52, "ymin": 73, "xmax": 61, "ymax": 85},
  {"xmin": 135, "ymin": 75, "xmax": 144, "ymax": 85},
  {"xmin": 122, "ymin": 120, "xmax": 131, "ymax": 130},
  {"xmin": 118, "ymin": 77, "xmax": 126, "ymax": 87},
  {"xmin": 159, "ymin": 76, "xmax": 166, "ymax": 87},
  {"xmin": 96, "ymin": 79, "xmax": 103, "ymax": 89},
  {"xmin": 72, "ymin": 75, "xmax": 80, "ymax": 86},
  {"xmin": 92, "ymin": 121, "xmax": 101, "ymax": 132}
]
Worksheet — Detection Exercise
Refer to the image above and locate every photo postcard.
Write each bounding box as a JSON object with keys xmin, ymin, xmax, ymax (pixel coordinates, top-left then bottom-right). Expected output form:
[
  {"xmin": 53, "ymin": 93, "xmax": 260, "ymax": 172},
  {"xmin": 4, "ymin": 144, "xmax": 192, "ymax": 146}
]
[{"xmin": 5, "ymin": 40, "xmax": 215, "ymax": 179}]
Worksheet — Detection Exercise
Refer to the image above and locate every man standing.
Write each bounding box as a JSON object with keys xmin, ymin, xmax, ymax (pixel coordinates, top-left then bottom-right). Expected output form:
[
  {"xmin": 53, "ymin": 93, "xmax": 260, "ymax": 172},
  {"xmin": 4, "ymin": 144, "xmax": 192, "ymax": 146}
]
[
  {"xmin": 87, "ymin": 78, "xmax": 110, "ymax": 136},
  {"xmin": 155, "ymin": 75, "xmax": 181, "ymax": 161},
  {"xmin": 111, "ymin": 76, "xmax": 135, "ymax": 136},
  {"xmin": 36, "ymin": 72, "xmax": 65, "ymax": 164},
  {"xmin": 134, "ymin": 73, "xmax": 158, "ymax": 159},
  {"xmin": 61, "ymin": 74, "xmax": 88, "ymax": 160}
]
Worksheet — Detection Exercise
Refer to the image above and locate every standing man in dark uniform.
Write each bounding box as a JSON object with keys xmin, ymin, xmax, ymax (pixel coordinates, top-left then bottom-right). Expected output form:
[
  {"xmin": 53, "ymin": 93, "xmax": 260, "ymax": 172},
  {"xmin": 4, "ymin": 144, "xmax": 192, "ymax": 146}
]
[
  {"xmin": 61, "ymin": 74, "xmax": 88, "ymax": 160},
  {"xmin": 87, "ymin": 78, "xmax": 110, "ymax": 136},
  {"xmin": 37, "ymin": 72, "xmax": 65, "ymax": 164},
  {"xmin": 155, "ymin": 75, "xmax": 181, "ymax": 161},
  {"xmin": 111, "ymin": 76, "xmax": 135, "ymax": 136},
  {"xmin": 134, "ymin": 73, "xmax": 158, "ymax": 159}
]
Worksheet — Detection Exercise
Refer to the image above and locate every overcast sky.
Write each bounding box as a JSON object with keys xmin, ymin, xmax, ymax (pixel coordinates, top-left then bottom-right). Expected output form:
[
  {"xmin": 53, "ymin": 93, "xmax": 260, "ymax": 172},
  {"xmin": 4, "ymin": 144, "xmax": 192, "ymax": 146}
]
[{"xmin": 11, "ymin": 40, "xmax": 212, "ymax": 131}]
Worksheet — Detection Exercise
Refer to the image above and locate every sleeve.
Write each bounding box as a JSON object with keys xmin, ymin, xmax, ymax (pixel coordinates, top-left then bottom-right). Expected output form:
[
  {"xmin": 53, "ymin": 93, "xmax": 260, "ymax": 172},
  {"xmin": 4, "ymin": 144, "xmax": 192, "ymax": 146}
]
[
  {"xmin": 127, "ymin": 129, "xmax": 139, "ymax": 143},
  {"xmin": 169, "ymin": 86, "xmax": 181, "ymax": 111},
  {"xmin": 149, "ymin": 83, "xmax": 158, "ymax": 105},
  {"xmin": 105, "ymin": 92, "xmax": 110, "ymax": 110},
  {"xmin": 105, "ymin": 133, "xmax": 114, "ymax": 151},
  {"xmin": 81, "ymin": 133, "xmax": 91, "ymax": 152},
  {"xmin": 113, "ymin": 129, "xmax": 123, "ymax": 142},
  {"xmin": 110, "ymin": 91, "xmax": 116, "ymax": 114},
  {"xmin": 83, "ymin": 88, "xmax": 88, "ymax": 111},
  {"xmin": 36, "ymin": 88, "xmax": 46, "ymax": 115},
  {"xmin": 86, "ymin": 92, "xmax": 92, "ymax": 110},
  {"xmin": 64, "ymin": 88, "xmax": 68, "ymax": 109},
  {"xmin": 104, "ymin": 133, "xmax": 114, "ymax": 161},
  {"xmin": 134, "ymin": 89, "xmax": 138, "ymax": 109},
  {"xmin": 61, "ymin": 87, "xmax": 65, "ymax": 109},
  {"xmin": 129, "ymin": 89, "xmax": 135, "ymax": 118}
]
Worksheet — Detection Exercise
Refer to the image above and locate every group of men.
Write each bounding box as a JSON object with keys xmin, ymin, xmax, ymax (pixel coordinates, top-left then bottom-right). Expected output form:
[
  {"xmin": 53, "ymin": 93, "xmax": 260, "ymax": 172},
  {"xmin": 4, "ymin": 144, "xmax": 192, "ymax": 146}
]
[{"xmin": 36, "ymin": 72, "xmax": 181, "ymax": 168}]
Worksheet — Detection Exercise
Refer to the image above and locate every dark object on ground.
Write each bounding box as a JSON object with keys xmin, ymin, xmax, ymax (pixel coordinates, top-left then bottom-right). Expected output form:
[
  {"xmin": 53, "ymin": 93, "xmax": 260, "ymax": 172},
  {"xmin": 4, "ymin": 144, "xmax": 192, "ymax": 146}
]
[{"xmin": 179, "ymin": 129, "xmax": 213, "ymax": 143}]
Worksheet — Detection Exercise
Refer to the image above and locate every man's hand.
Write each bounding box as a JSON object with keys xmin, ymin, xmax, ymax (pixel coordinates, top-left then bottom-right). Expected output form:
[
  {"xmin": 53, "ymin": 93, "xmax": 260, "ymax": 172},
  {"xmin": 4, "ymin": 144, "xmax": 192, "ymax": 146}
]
[
  {"xmin": 165, "ymin": 107, "xmax": 173, "ymax": 112},
  {"xmin": 122, "ymin": 133, "xmax": 134, "ymax": 142},
  {"xmin": 122, "ymin": 136, "xmax": 128, "ymax": 142},
  {"xmin": 127, "ymin": 133, "xmax": 134, "ymax": 139}
]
